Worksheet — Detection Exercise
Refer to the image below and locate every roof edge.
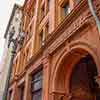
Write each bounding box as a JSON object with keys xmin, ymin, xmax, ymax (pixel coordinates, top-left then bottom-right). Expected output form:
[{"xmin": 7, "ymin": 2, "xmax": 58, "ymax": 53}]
[{"xmin": 4, "ymin": 4, "xmax": 20, "ymax": 39}]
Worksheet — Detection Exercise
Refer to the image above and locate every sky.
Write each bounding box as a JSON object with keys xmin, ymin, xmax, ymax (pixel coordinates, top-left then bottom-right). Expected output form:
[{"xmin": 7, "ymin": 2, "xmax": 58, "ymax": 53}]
[{"xmin": 0, "ymin": 0, "xmax": 24, "ymax": 63}]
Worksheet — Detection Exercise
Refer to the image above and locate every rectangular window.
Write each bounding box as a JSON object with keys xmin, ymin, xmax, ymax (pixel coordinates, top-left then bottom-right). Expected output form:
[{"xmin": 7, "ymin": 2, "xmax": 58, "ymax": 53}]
[
  {"xmin": 62, "ymin": 2, "xmax": 70, "ymax": 16},
  {"xmin": 31, "ymin": 70, "xmax": 42, "ymax": 100},
  {"xmin": 45, "ymin": 22, "xmax": 49, "ymax": 36},
  {"xmin": 39, "ymin": 30, "xmax": 45, "ymax": 47}
]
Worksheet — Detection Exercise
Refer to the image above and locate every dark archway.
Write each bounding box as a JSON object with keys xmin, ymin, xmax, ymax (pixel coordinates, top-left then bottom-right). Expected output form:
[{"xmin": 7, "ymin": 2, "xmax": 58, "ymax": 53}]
[
  {"xmin": 51, "ymin": 44, "xmax": 100, "ymax": 100},
  {"xmin": 70, "ymin": 54, "xmax": 99, "ymax": 100}
]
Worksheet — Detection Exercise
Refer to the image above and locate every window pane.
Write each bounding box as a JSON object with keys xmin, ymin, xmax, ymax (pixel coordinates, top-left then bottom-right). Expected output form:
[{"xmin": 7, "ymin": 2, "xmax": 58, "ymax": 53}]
[
  {"xmin": 39, "ymin": 30, "xmax": 45, "ymax": 46},
  {"xmin": 32, "ymin": 90, "xmax": 42, "ymax": 100},
  {"xmin": 32, "ymin": 80, "xmax": 42, "ymax": 91},
  {"xmin": 31, "ymin": 70, "xmax": 42, "ymax": 100},
  {"xmin": 63, "ymin": 4, "xmax": 70, "ymax": 16},
  {"xmin": 33, "ymin": 71, "xmax": 42, "ymax": 81}
]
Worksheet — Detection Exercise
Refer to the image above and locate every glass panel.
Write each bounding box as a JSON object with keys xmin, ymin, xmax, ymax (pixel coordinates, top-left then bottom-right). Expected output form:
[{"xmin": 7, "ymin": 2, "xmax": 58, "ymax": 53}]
[
  {"xmin": 31, "ymin": 70, "xmax": 42, "ymax": 100},
  {"xmin": 63, "ymin": 4, "xmax": 70, "ymax": 16},
  {"xmin": 39, "ymin": 30, "xmax": 45, "ymax": 46},
  {"xmin": 32, "ymin": 80, "xmax": 42, "ymax": 91},
  {"xmin": 32, "ymin": 71, "xmax": 42, "ymax": 82},
  {"xmin": 32, "ymin": 90, "xmax": 42, "ymax": 100}
]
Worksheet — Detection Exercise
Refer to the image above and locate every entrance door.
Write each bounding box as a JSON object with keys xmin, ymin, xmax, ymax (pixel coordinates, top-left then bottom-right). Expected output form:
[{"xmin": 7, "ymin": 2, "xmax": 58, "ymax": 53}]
[{"xmin": 70, "ymin": 55, "xmax": 99, "ymax": 100}]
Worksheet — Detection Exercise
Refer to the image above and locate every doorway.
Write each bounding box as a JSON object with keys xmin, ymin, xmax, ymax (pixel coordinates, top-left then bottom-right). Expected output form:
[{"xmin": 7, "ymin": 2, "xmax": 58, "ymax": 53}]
[{"xmin": 70, "ymin": 54, "xmax": 99, "ymax": 100}]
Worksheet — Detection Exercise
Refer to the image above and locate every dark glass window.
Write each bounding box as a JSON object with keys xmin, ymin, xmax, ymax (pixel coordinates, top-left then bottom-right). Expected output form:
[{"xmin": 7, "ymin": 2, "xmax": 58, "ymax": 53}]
[
  {"xmin": 62, "ymin": 2, "xmax": 70, "ymax": 16},
  {"xmin": 31, "ymin": 71, "xmax": 42, "ymax": 100},
  {"xmin": 39, "ymin": 30, "xmax": 45, "ymax": 47},
  {"xmin": 32, "ymin": 90, "xmax": 42, "ymax": 100}
]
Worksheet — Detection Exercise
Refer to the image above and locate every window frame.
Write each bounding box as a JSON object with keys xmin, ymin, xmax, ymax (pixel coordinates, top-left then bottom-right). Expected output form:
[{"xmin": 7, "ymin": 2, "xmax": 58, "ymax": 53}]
[
  {"xmin": 31, "ymin": 69, "xmax": 43, "ymax": 100},
  {"xmin": 57, "ymin": 0, "xmax": 71, "ymax": 23},
  {"xmin": 60, "ymin": 0, "xmax": 71, "ymax": 19},
  {"xmin": 62, "ymin": 2, "xmax": 70, "ymax": 16},
  {"xmin": 39, "ymin": 29, "xmax": 45, "ymax": 47}
]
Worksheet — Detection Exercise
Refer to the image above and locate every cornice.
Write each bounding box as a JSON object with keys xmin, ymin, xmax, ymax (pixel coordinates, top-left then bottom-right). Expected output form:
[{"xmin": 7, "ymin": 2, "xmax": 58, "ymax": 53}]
[{"xmin": 44, "ymin": 0, "xmax": 89, "ymax": 48}]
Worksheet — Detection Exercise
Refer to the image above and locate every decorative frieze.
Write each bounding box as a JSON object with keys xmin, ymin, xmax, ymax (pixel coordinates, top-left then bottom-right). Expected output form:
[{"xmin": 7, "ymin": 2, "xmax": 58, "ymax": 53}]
[{"xmin": 47, "ymin": 9, "xmax": 92, "ymax": 55}]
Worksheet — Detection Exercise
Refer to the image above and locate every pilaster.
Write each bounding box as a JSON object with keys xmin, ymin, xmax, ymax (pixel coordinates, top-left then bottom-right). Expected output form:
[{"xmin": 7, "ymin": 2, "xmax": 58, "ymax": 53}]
[
  {"xmin": 42, "ymin": 52, "xmax": 51, "ymax": 100},
  {"xmin": 24, "ymin": 73, "xmax": 31, "ymax": 100}
]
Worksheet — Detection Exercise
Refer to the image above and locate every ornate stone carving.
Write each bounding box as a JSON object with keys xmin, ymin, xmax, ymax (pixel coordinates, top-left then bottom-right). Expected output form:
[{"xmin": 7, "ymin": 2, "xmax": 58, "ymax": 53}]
[{"xmin": 47, "ymin": 9, "xmax": 92, "ymax": 55}]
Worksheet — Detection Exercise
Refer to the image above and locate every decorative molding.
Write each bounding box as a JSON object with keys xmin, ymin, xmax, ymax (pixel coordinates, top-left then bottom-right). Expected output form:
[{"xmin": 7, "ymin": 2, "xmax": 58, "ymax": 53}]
[
  {"xmin": 50, "ymin": 91, "xmax": 66, "ymax": 100},
  {"xmin": 12, "ymin": 0, "xmax": 100, "ymax": 82},
  {"xmin": 46, "ymin": 11, "xmax": 92, "ymax": 55},
  {"xmin": 16, "ymin": 0, "xmax": 95, "ymax": 74}
]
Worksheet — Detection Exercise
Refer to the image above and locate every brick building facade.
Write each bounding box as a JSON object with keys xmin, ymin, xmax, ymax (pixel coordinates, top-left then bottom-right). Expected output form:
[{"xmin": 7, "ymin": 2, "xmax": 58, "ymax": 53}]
[{"xmin": 8, "ymin": 0, "xmax": 100, "ymax": 100}]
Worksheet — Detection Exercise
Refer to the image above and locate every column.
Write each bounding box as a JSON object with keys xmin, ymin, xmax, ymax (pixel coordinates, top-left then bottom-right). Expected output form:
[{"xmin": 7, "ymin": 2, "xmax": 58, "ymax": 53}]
[
  {"xmin": 42, "ymin": 53, "xmax": 50, "ymax": 100},
  {"xmin": 24, "ymin": 73, "xmax": 31, "ymax": 100}
]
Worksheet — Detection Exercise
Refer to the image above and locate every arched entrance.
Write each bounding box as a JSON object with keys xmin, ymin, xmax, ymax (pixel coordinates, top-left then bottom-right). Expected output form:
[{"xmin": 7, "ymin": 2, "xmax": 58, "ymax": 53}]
[
  {"xmin": 70, "ymin": 54, "xmax": 99, "ymax": 100},
  {"xmin": 51, "ymin": 47, "xmax": 100, "ymax": 100}
]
